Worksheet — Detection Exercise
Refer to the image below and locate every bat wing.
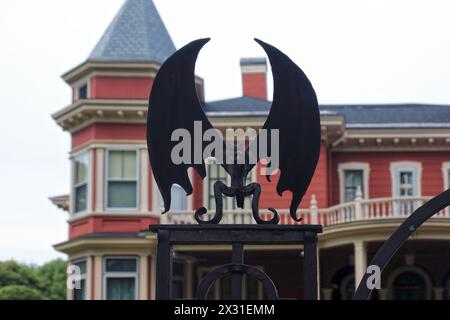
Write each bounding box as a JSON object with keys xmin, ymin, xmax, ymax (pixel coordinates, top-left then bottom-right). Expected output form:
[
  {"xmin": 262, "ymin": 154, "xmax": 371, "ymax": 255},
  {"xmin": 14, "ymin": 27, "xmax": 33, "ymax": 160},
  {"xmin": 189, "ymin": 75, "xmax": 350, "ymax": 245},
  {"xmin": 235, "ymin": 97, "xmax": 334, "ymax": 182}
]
[
  {"xmin": 251, "ymin": 38, "xmax": 321, "ymax": 221},
  {"xmin": 147, "ymin": 38, "xmax": 214, "ymax": 213}
]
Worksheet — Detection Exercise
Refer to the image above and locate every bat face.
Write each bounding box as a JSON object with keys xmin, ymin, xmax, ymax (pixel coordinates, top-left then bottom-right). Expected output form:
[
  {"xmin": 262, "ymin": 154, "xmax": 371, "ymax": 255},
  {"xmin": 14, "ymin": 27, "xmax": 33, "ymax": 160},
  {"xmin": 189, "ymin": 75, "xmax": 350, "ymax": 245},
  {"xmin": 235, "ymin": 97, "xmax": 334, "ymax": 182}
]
[{"xmin": 147, "ymin": 38, "xmax": 321, "ymax": 224}]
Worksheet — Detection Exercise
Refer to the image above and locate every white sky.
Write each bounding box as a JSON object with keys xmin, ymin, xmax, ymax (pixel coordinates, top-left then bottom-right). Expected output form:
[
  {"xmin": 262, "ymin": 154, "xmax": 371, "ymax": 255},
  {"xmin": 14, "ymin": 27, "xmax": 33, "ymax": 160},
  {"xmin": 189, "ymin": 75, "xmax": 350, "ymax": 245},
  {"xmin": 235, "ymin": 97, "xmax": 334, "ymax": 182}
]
[{"xmin": 0, "ymin": 0, "xmax": 450, "ymax": 264}]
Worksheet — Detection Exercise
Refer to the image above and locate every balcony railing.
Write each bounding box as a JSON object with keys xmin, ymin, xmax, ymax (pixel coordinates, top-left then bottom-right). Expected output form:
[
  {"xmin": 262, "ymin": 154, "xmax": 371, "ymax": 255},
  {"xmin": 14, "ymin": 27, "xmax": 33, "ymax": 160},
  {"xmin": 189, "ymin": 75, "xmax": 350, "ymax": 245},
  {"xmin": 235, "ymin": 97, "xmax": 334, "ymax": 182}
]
[{"xmin": 161, "ymin": 195, "xmax": 450, "ymax": 227}]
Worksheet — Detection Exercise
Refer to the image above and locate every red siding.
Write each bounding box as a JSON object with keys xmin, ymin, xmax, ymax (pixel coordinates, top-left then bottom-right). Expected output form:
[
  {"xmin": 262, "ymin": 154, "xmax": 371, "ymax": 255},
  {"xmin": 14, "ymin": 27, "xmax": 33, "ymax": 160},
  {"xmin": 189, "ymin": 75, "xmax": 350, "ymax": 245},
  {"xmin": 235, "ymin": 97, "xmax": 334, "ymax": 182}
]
[
  {"xmin": 258, "ymin": 142, "xmax": 329, "ymax": 209},
  {"xmin": 187, "ymin": 142, "xmax": 328, "ymax": 211},
  {"xmin": 192, "ymin": 170, "xmax": 204, "ymax": 209},
  {"xmin": 72, "ymin": 125, "xmax": 95, "ymax": 148},
  {"xmin": 331, "ymin": 151, "xmax": 450, "ymax": 205},
  {"xmin": 242, "ymin": 73, "xmax": 267, "ymax": 99},
  {"xmin": 69, "ymin": 216, "xmax": 159, "ymax": 239},
  {"xmin": 90, "ymin": 76, "xmax": 153, "ymax": 100},
  {"xmin": 72, "ymin": 123, "xmax": 146, "ymax": 148},
  {"xmin": 148, "ymin": 162, "xmax": 153, "ymax": 211}
]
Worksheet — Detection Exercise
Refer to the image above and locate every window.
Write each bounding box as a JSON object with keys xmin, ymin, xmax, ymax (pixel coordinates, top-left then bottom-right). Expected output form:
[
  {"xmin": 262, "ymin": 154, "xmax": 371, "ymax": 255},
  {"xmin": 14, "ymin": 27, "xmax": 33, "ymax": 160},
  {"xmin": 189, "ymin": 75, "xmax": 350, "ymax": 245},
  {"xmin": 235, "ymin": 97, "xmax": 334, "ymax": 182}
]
[
  {"xmin": 448, "ymin": 169, "xmax": 450, "ymax": 189},
  {"xmin": 78, "ymin": 84, "xmax": 88, "ymax": 100},
  {"xmin": 391, "ymin": 162, "xmax": 421, "ymax": 197},
  {"xmin": 344, "ymin": 170, "xmax": 363, "ymax": 202},
  {"xmin": 388, "ymin": 266, "xmax": 432, "ymax": 300},
  {"xmin": 442, "ymin": 163, "xmax": 450, "ymax": 215},
  {"xmin": 104, "ymin": 257, "xmax": 138, "ymax": 300},
  {"xmin": 442, "ymin": 163, "xmax": 450, "ymax": 190},
  {"xmin": 72, "ymin": 260, "xmax": 87, "ymax": 300},
  {"xmin": 339, "ymin": 274, "xmax": 355, "ymax": 300},
  {"xmin": 398, "ymin": 171, "xmax": 414, "ymax": 196},
  {"xmin": 107, "ymin": 150, "xmax": 138, "ymax": 209},
  {"xmin": 391, "ymin": 162, "xmax": 422, "ymax": 215},
  {"xmin": 172, "ymin": 262, "xmax": 185, "ymax": 299},
  {"xmin": 392, "ymin": 271, "xmax": 427, "ymax": 300},
  {"xmin": 338, "ymin": 163, "xmax": 369, "ymax": 203},
  {"xmin": 74, "ymin": 152, "xmax": 89, "ymax": 213},
  {"xmin": 207, "ymin": 163, "xmax": 228, "ymax": 210},
  {"xmin": 158, "ymin": 184, "xmax": 186, "ymax": 211}
]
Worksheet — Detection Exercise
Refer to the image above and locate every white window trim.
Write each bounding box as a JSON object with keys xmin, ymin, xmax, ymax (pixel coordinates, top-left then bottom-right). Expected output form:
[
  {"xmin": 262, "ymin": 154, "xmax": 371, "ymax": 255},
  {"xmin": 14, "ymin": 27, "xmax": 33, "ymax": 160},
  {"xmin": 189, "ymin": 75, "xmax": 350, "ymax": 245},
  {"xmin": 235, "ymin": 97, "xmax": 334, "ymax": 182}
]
[
  {"xmin": 105, "ymin": 148, "xmax": 140, "ymax": 212},
  {"xmin": 72, "ymin": 76, "xmax": 90, "ymax": 101},
  {"xmin": 387, "ymin": 265, "xmax": 432, "ymax": 300},
  {"xmin": 338, "ymin": 162, "xmax": 370, "ymax": 203},
  {"xmin": 70, "ymin": 258, "xmax": 88, "ymax": 300},
  {"xmin": 442, "ymin": 162, "xmax": 450, "ymax": 190},
  {"xmin": 390, "ymin": 161, "xmax": 422, "ymax": 197},
  {"xmin": 196, "ymin": 266, "xmax": 264, "ymax": 299},
  {"xmin": 71, "ymin": 150, "xmax": 91, "ymax": 215},
  {"xmin": 202, "ymin": 158, "xmax": 257, "ymax": 210},
  {"xmin": 103, "ymin": 256, "xmax": 139, "ymax": 300}
]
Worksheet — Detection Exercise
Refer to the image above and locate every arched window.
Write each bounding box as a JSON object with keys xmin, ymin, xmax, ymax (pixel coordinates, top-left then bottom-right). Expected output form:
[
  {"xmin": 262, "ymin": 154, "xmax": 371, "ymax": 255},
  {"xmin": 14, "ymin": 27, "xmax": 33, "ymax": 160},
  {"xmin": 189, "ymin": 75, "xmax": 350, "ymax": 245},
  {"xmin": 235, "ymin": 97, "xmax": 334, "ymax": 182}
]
[
  {"xmin": 388, "ymin": 267, "xmax": 432, "ymax": 300},
  {"xmin": 339, "ymin": 274, "xmax": 355, "ymax": 300}
]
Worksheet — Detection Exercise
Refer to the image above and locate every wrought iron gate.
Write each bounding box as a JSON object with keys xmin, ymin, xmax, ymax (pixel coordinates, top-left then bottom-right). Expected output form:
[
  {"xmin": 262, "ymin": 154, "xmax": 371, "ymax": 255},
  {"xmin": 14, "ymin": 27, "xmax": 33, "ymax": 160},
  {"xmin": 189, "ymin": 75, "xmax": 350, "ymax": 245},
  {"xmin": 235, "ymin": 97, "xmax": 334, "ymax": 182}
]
[{"xmin": 151, "ymin": 224, "xmax": 322, "ymax": 300}]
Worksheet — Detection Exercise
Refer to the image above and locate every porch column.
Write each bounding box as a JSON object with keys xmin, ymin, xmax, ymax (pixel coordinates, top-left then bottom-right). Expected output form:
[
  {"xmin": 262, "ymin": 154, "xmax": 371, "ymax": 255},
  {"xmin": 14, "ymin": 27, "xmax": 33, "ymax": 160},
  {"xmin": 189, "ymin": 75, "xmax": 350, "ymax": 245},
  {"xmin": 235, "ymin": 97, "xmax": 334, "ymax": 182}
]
[
  {"xmin": 86, "ymin": 256, "xmax": 93, "ymax": 300},
  {"xmin": 434, "ymin": 287, "xmax": 444, "ymax": 300},
  {"xmin": 322, "ymin": 288, "xmax": 333, "ymax": 300},
  {"xmin": 150, "ymin": 255, "xmax": 157, "ymax": 299},
  {"xmin": 303, "ymin": 231, "xmax": 318, "ymax": 300},
  {"xmin": 353, "ymin": 241, "xmax": 367, "ymax": 290},
  {"xmin": 139, "ymin": 254, "xmax": 148, "ymax": 300},
  {"xmin": 378, "ymin": 288, "xmax": 388, "ymax": 300},
  {"xmin": 93, "ymin": 255, "xmax": 102, "ymax": 300}
]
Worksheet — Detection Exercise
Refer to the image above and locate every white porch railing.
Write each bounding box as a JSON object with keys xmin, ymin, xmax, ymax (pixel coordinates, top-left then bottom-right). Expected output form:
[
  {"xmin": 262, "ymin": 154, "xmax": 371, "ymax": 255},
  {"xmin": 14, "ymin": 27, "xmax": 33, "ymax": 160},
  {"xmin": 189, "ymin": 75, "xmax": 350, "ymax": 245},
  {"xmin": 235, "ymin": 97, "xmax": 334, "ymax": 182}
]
[{"xmin": 161, "ymin": 194, "xmax": 449, "ymax": 227}]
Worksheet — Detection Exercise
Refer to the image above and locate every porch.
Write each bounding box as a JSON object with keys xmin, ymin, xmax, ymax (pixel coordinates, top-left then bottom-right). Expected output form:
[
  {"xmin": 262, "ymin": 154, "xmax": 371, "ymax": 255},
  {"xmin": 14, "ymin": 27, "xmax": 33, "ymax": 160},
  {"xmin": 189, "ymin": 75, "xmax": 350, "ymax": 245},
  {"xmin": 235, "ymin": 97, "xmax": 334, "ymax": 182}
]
[{"xmin": 162, "ymin": 195, "xmax": 450, "ymax": 226}]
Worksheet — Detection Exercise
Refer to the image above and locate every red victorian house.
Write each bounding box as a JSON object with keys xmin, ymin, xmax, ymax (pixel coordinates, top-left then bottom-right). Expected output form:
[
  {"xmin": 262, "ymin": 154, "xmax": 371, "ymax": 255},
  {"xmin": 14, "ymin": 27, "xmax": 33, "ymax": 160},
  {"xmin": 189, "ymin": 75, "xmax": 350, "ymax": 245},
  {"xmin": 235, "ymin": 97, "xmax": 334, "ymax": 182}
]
[{"xmin": 51, "ymin": 0, "xmax": 450, "ymax": 300}]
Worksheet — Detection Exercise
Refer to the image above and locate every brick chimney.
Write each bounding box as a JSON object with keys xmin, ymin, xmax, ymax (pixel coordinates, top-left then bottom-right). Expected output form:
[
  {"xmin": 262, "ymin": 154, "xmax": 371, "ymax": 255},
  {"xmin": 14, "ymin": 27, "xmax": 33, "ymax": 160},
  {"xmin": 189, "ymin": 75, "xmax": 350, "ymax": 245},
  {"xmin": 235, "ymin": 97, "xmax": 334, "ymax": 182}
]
[{"xmin": 240, "ymin": 57, "xmax": 267, "ymax": 100}]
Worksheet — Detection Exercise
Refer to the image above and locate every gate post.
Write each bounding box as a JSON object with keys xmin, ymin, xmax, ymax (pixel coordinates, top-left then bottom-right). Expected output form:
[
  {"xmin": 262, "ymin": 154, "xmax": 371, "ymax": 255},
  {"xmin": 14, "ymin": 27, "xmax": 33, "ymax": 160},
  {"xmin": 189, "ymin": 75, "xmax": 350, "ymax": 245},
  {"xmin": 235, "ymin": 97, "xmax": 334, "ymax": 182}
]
[
  {"xmin": 155, "ymin": 230, "xmax": 172, "ymax": 299},
  {"xmin": 303, "ymin": 231, "xmax": 318, "ymax": 300}
]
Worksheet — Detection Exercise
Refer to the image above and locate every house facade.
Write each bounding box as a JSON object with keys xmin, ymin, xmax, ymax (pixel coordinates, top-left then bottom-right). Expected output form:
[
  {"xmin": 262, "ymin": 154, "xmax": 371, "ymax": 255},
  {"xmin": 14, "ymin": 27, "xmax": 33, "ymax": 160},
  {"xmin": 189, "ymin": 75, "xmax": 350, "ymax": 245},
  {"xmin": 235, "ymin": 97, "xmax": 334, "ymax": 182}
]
[{"xmin": 51, "ymin": 0, "xmax": 450, "ymax": 300}]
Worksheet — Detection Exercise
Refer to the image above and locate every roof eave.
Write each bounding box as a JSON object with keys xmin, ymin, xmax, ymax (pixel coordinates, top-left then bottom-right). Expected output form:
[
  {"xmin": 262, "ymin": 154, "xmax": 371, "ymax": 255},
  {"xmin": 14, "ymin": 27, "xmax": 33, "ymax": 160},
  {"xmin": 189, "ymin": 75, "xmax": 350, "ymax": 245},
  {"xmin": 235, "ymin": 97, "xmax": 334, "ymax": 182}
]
[{"xmin": 61, "ymin": 59, "xmax": 162, "ymax": 84}]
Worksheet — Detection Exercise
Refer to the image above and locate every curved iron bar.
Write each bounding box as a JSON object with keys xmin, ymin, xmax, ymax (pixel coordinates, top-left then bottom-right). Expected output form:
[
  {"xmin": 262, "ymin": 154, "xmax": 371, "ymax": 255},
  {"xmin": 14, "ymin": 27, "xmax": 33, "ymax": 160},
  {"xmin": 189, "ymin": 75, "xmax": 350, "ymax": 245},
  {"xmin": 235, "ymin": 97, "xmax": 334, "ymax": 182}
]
[
  {"xmin": 353, "ymin": 188, "xmax": 450, "ymax": 300},
  {"xmin": 195, "ymin": 263, "xmax": 279, "ymax": 300},
  {"xmin": 194, "ymin": 181, "xmax": 280, "ymax": 224}
]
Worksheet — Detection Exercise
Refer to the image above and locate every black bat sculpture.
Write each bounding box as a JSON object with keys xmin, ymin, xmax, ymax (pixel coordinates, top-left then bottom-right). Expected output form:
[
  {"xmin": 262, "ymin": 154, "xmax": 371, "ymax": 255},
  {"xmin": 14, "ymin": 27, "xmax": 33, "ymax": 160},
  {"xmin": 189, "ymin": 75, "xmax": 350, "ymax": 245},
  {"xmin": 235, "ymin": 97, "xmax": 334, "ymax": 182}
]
[{"xmin": 147, "ymin": 38, "xmax": 321, "ymax": 224}]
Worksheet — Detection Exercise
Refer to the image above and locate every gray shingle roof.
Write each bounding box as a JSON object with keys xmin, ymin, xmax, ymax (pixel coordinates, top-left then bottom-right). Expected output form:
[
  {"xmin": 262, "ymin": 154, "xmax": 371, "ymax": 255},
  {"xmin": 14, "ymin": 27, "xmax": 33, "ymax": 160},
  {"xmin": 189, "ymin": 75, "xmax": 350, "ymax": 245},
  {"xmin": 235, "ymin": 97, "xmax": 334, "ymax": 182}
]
[
  {"xmin": 88, "ymin": 0, "xmax": 176, "ymax": 63},
  {"xmin": 203, "ymin": 97, "xmax": 450, "ymax": 128},
  {"xmin": 204, "ymin": 96, "xmax": 271, "ymax": 116},
  {"xmin": 240, "ymin": 57, "xmax": 267, "ymax": 66},
  {"xmin": 321, "ymin": 104, "xmax": 450, "ymax": 128}
]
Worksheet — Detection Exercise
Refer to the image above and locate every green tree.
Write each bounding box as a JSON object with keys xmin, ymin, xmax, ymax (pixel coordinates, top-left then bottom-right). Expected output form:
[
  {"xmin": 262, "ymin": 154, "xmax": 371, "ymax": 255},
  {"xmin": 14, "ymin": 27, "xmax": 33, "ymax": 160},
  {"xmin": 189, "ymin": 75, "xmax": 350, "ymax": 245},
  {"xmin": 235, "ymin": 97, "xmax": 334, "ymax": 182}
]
[
  {"xmin": 0, "ymin": 259, "xmax": 67, "ymax": 300},
  {"xmin": 0, "ymin": 260, "xmax": 40, "ymax": 288},
  {"xmin": 0, "ymin": 285, "xmax": 43, "ymax": 300},
  {"xmin": 37, "ymin": 259, "xmax": 67, "ymax": 300}
]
